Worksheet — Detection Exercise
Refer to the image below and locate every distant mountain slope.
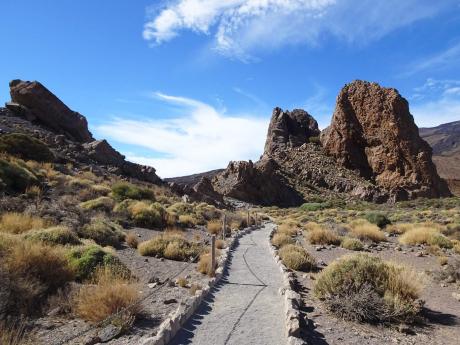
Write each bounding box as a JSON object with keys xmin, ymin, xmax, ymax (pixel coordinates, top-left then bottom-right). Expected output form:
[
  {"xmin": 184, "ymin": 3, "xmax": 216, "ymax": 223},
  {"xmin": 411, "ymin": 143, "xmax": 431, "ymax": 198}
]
[
  {"xmin": 165, "ymin": 169, "xmax": 224, "ymax": 186},
  {"xmin": 420, "ymin": 121, "xmax": 460, "ymax": 195}
]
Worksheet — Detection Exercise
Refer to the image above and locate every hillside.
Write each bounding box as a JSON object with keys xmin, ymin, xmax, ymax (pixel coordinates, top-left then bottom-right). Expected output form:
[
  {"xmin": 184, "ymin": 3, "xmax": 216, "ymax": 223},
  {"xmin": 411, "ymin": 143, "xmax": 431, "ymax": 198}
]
[{"xmin": 420, "ymin": 121, "xmax": 460, "ymax": 195}]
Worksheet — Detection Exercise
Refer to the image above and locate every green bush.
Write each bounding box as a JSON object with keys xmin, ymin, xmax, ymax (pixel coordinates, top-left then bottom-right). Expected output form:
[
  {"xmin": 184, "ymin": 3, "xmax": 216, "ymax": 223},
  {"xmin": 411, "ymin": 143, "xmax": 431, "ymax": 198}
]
[
  {"xmin": 0, "ymin": 159, "xmax": 38, "ymax": 193},
  {"xmin": 314, "ymin": 254, "xmax": 422, "ymax": 323},
  {"xmin": 130, "ymin": 201, "xmax": 165, "ymax": 228},
  {"xmin": 300, "ymin": 202, "xmax": 332, "ymax": 212},
  {"xmin": 67, "ymin": 245, "xmax": 127, "ymax": 281},
  {"xmin": 111, "ymin": 182, "xmax": 154, "ymax": 201},
  {"xmin": 0, "ymin": 133, "xmax": 54, "ymax": 162},
  {"xmin": 79, "ymin": 196, "xmax": 115, "ymax": 211},
  {"xmin": 25, "ymin": 226, "xmax": 81, "ymax": 246},
  {"xmin": 278, "ymin": 244, "xmax": 316, "ymax": 272},
  {"xmin": 365, "ymin": 213, "xmax": 391, "ymax": 228},
  {"xmin": 78, "ymin": 218, "xmax": 125, "ymax": 247},
  {"xmin": 429, "ymin": 233, "xmax": 453, "ymax": 249},
  {"xmin": 308, "ymin": 136, "xmax": 321, "ymax": 145}
]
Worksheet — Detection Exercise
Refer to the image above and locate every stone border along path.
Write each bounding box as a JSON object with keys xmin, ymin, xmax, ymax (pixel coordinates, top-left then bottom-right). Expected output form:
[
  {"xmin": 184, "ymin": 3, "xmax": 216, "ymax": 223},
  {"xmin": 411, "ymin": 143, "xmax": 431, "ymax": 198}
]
[{"xmin": 168, "ymin": 222, "xmax": 287, "ymax": 345}]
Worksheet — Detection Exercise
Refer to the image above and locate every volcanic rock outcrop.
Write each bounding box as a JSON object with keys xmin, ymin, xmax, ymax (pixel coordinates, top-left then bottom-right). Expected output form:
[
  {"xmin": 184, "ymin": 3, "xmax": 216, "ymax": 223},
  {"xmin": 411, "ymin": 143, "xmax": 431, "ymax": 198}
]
[
  {"xmin": 2, "ymin": 80, "xmax": 161, "ymax": 184},
  {"xmin": 8, "ymin": 80, "xmax": 94, "ymax": 142},
  {"xmin": 322, "ymin": 80, "xmax": 451, "ymax": 199}
]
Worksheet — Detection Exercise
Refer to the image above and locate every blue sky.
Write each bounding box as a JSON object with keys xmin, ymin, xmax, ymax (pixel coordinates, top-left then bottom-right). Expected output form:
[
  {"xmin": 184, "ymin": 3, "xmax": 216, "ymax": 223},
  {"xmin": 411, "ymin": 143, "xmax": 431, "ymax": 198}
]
[{"xmin": 1, "ymin": 0, "xmax": 460, "ymax": 177}]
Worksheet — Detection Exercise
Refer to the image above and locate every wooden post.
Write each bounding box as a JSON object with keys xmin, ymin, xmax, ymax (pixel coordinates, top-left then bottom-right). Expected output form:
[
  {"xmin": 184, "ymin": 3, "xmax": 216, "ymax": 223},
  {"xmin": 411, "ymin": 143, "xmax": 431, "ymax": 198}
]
[
  {"xmin": 222, "ymin": 214, "xmax": 226, "ymax": 240},
  {"xmin": 255, "ymin": 213, "xmax": 258, "ymax": 227},
  {"xmin": 211, "ymin": 235, "xmax": 216, "ymax": 277},
  {"xmin": 247, "ymin": 210, "xmax": 250, "ymax": 227}
]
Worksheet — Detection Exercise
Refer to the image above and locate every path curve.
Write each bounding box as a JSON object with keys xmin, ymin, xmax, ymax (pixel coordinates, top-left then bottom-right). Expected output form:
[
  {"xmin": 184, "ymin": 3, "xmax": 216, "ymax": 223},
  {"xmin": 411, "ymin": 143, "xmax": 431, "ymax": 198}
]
[{"xmin": 170, "ymin": 223, "xmax": 286, "ymax": 345}]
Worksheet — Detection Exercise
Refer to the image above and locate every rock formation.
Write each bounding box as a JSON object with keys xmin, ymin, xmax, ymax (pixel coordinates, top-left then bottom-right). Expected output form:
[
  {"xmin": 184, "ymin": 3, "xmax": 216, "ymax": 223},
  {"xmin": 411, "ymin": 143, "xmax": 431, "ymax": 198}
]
[
  {"xmin": 2, "ymin": 80, "xmax": 161, "ymax": 185},
  {"xmin": 8, "ymin": 80, "xmax": 94, "ymax": 142},
  {"xmin": 321, "ymin": 80, "xmax": 451, "ymax": 200},
  {"xmin": 264, "ymin": 108, "xmax": 320, "ymax": 155}
]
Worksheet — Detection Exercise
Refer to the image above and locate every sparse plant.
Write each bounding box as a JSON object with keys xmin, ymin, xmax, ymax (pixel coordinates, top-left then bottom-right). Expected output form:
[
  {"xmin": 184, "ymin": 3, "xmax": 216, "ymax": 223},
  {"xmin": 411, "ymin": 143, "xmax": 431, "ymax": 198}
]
[
  {"xmin": 111, "ymin": 181, "xmax": 154, "ymax": 201},
  {"xmin": 216, "ymin": 239, "xmax": 226, "ymax": 249},
  {"xmin": 399, "ymin": 226, "xmax": 452, "ymax": 248},
  {"xmin": 207, "ymin": 219, "xmax": 222, "ymax": 235},
  {"xmin": 0, "ymin": 213, "xmax": 47, "ymax": 234},
  {"xmin": 25, "ymin": 226, "xmax": 81, "ymax": 246},
  {"xmin": 314, "ymin": 254, "xmax": 422, "ymax": 323},
  {"xmin": 365, "ymin": 212, "xmax": 391, "ymax": 228},
  {"xmin": 79, "ymin": 196, "xmax": 115, "ymax": 212},
  {"xmin": 349, "ymin": 220, "xmax": 385, "ymax": 242},
  {"xmin": 278, "ymin": 244, "xmax": 316, "ymax": 272},
  {"xmin": 78, "ymin": 217, "xmax": 126, "ymax": 247},
  {"xmin": 307, "ymin": 226, "xmax": 341, "ymax": 245},
  {"xmin": 197, "ymin": 253, "xmax": 215, "ymax": 276},
  {"xmin": 341, "ymin": 237, "xmax": 363, "ymax": 251},
  {"xmin": 125, "ymin": 232, "xmax": 138, "ymax": 249},
  {"xmin": 177, "ymin": 277, "xmax": 188, "ymax": 287},
  {"xmin": 138, "ymin": 232, "xmax": 201, "ymax": 261},
  {"xmin": 271, "ymin": 233, "xmax": 294, "ymax": 248}
]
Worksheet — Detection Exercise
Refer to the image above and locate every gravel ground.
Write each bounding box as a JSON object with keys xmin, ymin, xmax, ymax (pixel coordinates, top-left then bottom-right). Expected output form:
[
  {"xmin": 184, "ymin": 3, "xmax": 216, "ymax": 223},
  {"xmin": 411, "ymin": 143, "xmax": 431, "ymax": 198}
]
[{"xmin": 170, "ymin": 223, "xmax": 286, "ymax": 345}]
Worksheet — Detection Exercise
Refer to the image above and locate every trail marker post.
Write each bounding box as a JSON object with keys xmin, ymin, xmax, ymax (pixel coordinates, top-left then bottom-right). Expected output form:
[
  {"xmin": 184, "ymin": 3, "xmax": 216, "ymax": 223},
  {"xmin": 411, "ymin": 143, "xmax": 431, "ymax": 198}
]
[
  {"xmin": 211, "ymin": 235, "xmax": 216, "ymax": 276},
  {"xmin": 247, "ymin": 210, "xmax": 250, "ymax": 227},
  {"xmin": 222, "ymin": 214, "xmax": 226, "ymax": 240}
]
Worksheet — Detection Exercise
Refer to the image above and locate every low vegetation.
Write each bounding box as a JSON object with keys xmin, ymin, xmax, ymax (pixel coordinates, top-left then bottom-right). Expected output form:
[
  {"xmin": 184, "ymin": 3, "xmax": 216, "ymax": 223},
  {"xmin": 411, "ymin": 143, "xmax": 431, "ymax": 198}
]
[
  {"xmin": 306, "ymin": 226, "xmax": 341, "ymax": 245},
  {"xmin": 399, "ymin": 225, "xmax": 453, "ymax": 248},
  {"xmin": 279, "ymin": 244, "xmax": 316, "ymax": 271},
  {"xmin": 349, "ymin": 220, "xmax": 386, "ymax": 242},
  {"xmin": 138, "ymin": 232, "xmax": 202, "ymax": 261},
  {"xmin": 79, "ymin": 196, "xmax": 115, "ymax": 211},
  {"xmin": 111, "ymin": 181, "xmax": 155, "ymax": 201},
  {"xmin": 0, "ymin": 133, "xmax": 54, "ymax": 162},
  {"xmin": 78, "ymin": 217, "xmax": 126, "ymax": 247},
  {"xmin": 314, "ymin": 254, "xmax": 422, "ymax": 323},
  {"xmin": 0, "ymin": 213, "xmax": 47, "ymax": 234},
  {"xmin": 341, "ymin": 237, "xmax": 363, "ymax": 251},
  {"xmin": 25, "ymin": 226, "xmax": 81, "ymax": 246},
  {"xmin": 271, "ymin": 232, "xmax": 294, "ymax": 248}
]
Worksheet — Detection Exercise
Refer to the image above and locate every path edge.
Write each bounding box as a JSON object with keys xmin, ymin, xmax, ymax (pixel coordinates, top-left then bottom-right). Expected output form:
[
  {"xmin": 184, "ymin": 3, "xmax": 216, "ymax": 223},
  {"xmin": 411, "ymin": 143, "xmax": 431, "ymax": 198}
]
[
  {"xmin": 268, "ymin": 225, "xmax": 308, "ymax": 345},
  {"xmin": 141, "ymin": 224, "xmax": 260, "ymax": 345}
]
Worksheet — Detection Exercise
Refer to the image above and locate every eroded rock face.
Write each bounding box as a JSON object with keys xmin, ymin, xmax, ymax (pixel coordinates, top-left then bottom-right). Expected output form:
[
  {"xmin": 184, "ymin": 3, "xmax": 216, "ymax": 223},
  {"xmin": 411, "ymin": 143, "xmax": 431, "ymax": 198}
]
[
  {"xmin": 83, "ymin": 140, "xmax": 126, "ymax": 166},
  {"xmin": 321, "ymin": 80, "xmax": 450, "ymax": 199},
  {"xmin": 9, "ymin": 80, "xmax": 94, "ymax": 142},
  {"xmin": 213, "ymin": 159, "xmax": 304, "ymax": 207},
  {"xmin": 264, "ymin": 107, "xmax": 320, "ymax": 155}
]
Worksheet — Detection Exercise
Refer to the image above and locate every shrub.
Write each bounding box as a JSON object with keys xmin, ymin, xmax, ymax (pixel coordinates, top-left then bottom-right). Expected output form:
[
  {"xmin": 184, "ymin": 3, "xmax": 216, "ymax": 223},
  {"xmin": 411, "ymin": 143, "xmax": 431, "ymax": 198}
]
[
  {"xmin": 0, "ymin": 320, "xmax": 34, "ymax": 345},
  {"xmin": 138, "ymin": 233, "xmax": 202, "ymax": 261},
  {"xmin": 79, "ymin": 196, "xmax": 115, "ymax": 212},
  {"xmin": 399, "ymin": 227, "xmax": 453, "ymax": 248},
  {"xmin": 277, "ymin": 223, "xmax": 298, "ymax": 236},
  {"xmin": 300, "ymin": 202, "xmax": 331, "ymax": 212},
  {"xmin": 307, "ymin": 227, "xmax": 340, "ymax": 245},
  {"xmin": 350, "ymin": 220, "xmax": 385, "ymax": 242},
  {"xmin": 279, "ymin": 244, "xmax": 316, "ymax": 272},
  {"xmin": 216, "ymin": 239, "xmax": 226, "ymax": 249},
  {"xmin": 67, "ymin": 245, "xmax": 127, "ymax": 281},
  {"xmin": 111, "ymin": 182, "xmax": 154, "ymax": 201},
  {"xmin": 0, "ymin": 133, "xmax": 54, "ymax": 162},
  {"xmin": 75, "ymin": 267, "xmax": 141, "ymax": 323},
  {"xmin": 1, "ymin": 241, "xmax": 75, "ymax": 315},
  {"xmin": 197, "ymin": 253, "xmax": 216, "ymax": 276},
  {"xmin": 0, "ymin": 213, "xmax": 47, "ymax": 234},
  {"xmin": 129, "ymin": 201, "xmax": 165, "ymax": 228},
  {"xmin": 314, "ymin": 254, "xmax": 422, "ymax": 323},
  {"xmin": 271, "ymin": 233, "xmax": 294, "ymax": 248},
  {"xmin": 25, "ymin": 226, "xmax": 81, "ymax": 246},
  {"xmin": 0, "ymin": 158, "xmax": 38, "ymax": 193},
  {"xmin": 178, "ymin": 214, "xmax": 196, "ymax": 227},
  {"xmin": 365, "ymin": 213, "xmax": 391, "ymax": 228},
  {"xmin": 207, "ymin": 219, "xmax": 222, "ymax": 235},
  {"xmin": 341, "ymin": 237, "xmax": 363, "ymax": 251},
  {"xmin": 125, "ymin": 232, "xmax": 138, "ymax": 249},
  {"xmin": 79, "ymin": 218, "xmax": 125, "ymax": 247}
]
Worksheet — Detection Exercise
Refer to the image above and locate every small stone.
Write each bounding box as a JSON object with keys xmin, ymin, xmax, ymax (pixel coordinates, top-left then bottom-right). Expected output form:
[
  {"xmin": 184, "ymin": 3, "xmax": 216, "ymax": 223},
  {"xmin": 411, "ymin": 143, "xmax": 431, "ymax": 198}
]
[
  {"xmin": 397, "ymin": 323, "xmax": 412, "ymax": 334},
  {"xmin": 415, "ymin": 252, "xmax": 424, "ymax": 257},
  {"xmin": 160, "ymin": 258, "xmax": 165, "ymax": 262},
  {"xmin": 164, "ymin": 298, "xmax": 178, "ymax": 305},
  {"xmin": 148, "ymin": 283, "xmax": 157, "ymax": 289},
  {"xmin": 144, "ymin": 258, "xmax": 149, "ymax": 262},
  {"xmin": 394, "ymin": 246, "xmax": 402, "ymax": 251},
  {"xmin": 452, "ymin": 292, "xmax": 460, "ymax": 301}
]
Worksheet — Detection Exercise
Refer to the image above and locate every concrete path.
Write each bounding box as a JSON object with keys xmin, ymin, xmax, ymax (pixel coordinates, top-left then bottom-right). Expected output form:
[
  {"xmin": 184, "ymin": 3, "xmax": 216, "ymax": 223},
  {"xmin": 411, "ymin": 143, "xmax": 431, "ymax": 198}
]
[{"xmin": 170, "ymin": 223, "xmax": 286, "ymax": 345}]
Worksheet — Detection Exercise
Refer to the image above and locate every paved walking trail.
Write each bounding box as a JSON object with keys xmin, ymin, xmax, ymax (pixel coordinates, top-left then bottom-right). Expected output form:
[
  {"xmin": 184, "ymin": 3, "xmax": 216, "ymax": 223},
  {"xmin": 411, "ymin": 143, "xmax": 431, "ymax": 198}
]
[{"xmin": 170, "ymin": 223, "xmax": 286, "ymax": 345}]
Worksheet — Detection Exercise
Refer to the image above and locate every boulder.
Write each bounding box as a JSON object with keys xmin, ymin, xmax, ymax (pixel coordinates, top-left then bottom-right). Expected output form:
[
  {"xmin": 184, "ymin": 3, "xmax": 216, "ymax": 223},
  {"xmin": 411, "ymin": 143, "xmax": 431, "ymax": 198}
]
[
  {"xmin": 121, "ymin": 161, "xmax": 162, "ymax": 184},
  {"xmin": 264, "ymin": 107, "xmax": 320, "ymax": 155},
  {"xmin": 321, "ymin": 80, "xmax": 451, "ymax": 200},
  {"xmin": 83, "ymin": 139, "xmax": 125, "ymax": 166},
  {"xmin": 9, "ymin": 80, "xmax": 94, "ymax": 142}
]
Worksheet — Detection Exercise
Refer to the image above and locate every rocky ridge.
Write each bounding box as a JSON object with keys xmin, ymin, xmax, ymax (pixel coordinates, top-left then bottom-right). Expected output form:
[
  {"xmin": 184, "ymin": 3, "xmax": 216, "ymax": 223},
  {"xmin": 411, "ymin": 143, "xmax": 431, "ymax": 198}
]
[{"xmin": 2, "ymin": 80, "xmax": 161, "ymax": 184}]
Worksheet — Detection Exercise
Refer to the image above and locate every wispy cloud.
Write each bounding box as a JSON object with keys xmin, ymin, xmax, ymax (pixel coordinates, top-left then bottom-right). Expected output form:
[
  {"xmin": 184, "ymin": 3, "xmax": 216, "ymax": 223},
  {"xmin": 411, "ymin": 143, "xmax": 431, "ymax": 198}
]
[
  {"xmin": 96, "ymin": 93, "xmax": 269, "ymax": 178},
  {"xmin": 143, "ymin": 0, "xmax": 452, "ymax": 61},
  {"xmin": 410, "ymin": 78, "xmax": 460, "ymax": 127},
  {"xmin": 406, "ymin": 42, "xmax": 460, "ymax": 76}
]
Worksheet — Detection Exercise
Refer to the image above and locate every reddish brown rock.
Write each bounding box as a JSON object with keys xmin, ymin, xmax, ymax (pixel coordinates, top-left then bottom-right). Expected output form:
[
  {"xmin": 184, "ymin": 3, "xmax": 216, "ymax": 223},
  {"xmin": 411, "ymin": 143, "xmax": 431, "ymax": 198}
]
[
  {"xmin": 264, "ymin": 107, "xmax": 320, "ymax": 155},
  {"xmin": 321, "ymin": 80, "xmax": 451, "ymax": 200},
  {"xmin": 9, "ymin": 80, "xmax": 93, "ymax": 142},
  {"xmin": 212, "ymin": 159, "xmax": 304, "ymax": 207},
  {"xmin": 83, "ymin": 139, "xmax": 126, "ymax": 166}
]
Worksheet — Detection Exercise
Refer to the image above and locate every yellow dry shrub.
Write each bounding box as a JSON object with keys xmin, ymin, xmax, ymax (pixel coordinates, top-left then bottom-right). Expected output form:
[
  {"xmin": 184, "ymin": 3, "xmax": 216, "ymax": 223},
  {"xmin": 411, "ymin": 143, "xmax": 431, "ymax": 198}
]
[{"xmin": 0, "ymin": 213, "xmax": 47, "ymax": 234}]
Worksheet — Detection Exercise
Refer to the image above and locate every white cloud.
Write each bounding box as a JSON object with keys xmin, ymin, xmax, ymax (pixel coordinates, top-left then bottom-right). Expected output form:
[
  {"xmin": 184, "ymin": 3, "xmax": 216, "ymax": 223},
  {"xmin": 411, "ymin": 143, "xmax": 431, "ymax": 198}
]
[
  {"xmin": 406, "ymin": 42, "xmax": 460, "ymax": 75},
  {"xmin": 96, "ymin": 93, "xmax": 269, "ymax": 178},
  {"xmin": 143, "ymin": 0, "xmax": 452, "ymax": 60},
  {"xmin": 410, "ymin": 78, "xmax": 460, "ymax": 127}
]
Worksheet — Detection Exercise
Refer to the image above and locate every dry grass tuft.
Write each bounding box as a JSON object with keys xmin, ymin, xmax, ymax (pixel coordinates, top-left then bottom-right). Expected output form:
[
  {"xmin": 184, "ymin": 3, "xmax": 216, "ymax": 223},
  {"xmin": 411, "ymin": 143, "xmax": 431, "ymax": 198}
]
[
  {"xmin": 314, "ymin": 254, "xmax": 423, "ymax": 323},
  {"xmin": 341, "ymin": 237, "xmax": 363, "ymax": 251},
  {"xmin": 399, "ymin": 225, "xmax": 452, "ymax": 248},
  {"xmin": 271, "ymin": 233, "xmax": 294, "ymax": 248},
  {"xmin": 277, "ymin": 223, "xmax": 298, "ymax": 236},
  {"xmin": 216, "ymin": 239, "xmax": 226, "ymax": 249},
  {"xmin": 138, "ymin": 232, "xmax": 202, "ymax": 261},
  {"xmin": 197, "ymin": 253, "xmax": 216, "ymax": 276},
  {"xmin": 125, "ymin": 232, "xmax": 138, "ymax": 249},
  {"xmin": 307, "ymin": 226, "xmax": 340, "ymax": 245},
  {"xmin": 207, "ymin": 219, "xmax": 222, "ymax": 235},
  {"xmin": 0, "ymin": 320, "xmax": 35, "ymax": 345},
  {"xmin": 177, "ymin": 277, "xmax": 188, "ymax": 287},
  {"xmin": 349, "ymin": 220, "xmax": 385, "ymax": 242},
  {"xmin": 278, "ymin": 244, "xmax": 316, "ymax": 272},
  {"xmin": 74, "ymin": 267, "xmax": 141, "ymax": 324},
  {"xmin": 0, "ymin": 213, "xmax": 47, "ymax": 234}
]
